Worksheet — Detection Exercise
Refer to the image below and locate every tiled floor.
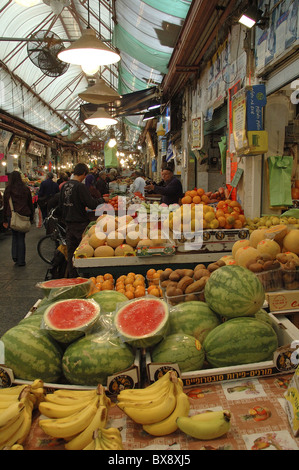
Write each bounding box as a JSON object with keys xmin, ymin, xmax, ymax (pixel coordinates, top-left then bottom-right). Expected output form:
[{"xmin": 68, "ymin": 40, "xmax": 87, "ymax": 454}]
[{"xmin": 0, "ymin": 225, "xmax": 50, "ymax": 337}]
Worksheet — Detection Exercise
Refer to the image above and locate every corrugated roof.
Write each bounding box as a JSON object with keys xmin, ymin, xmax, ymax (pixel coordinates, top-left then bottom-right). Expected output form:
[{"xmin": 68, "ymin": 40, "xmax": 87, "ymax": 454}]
[{"xmin": 0, "ymin": 0, "xmax": 192, "ymax": 145}]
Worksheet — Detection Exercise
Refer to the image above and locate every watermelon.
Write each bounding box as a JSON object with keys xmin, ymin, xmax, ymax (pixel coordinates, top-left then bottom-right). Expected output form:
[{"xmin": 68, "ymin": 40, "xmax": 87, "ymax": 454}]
[
  {"xmin": 152, "ymin": 333, "xmax": 205, "ymax": 372},
  {"xmin": 62, "ymin": 332, "xmax": 135, "ymax": 386},
  {"xmin": 204, "ymin": 265, "xmax": 265, "ymax": 318},
  {"xmin": 203, "ymin": 317, "xmax": 278, "ymax": 368},
  {"xmin": 169, "ymin": 301, "xmax": 221, "ymax": 343},
  {"xmin": 1, "ymin": 323, "xmax": 62, "ymax": 382},
  {"xmin": 90, "ymin": 290, "xmax": 127, "ymax": 313},
  {"xmin": 43, "ymin": 299, "xmax": 100, "ymax": 344},
  {"xmin": 37, "ymin": 277, "xmax": 92, "ymax": 300},
  {"xmin": 114, "ymin": 297, "xmax": 169, "ymax": 348}
]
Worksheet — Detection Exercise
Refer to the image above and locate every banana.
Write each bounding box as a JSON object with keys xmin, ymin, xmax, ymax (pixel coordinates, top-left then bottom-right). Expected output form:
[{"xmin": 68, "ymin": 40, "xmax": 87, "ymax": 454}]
[
  {"xmin": 65, "ymin": 404, "xmax": 108, "ymax": 450},
  {"xmin": 117, "ymin": 371, "xmax": 173, "ymax": 400},
  {"xmin": 117, "ymin": 379, "xmax": 172, "ymax": 405},
  {"xmin": 9, "ymin": 444, "xmax": 24, "ymax": 450},
  {"xmin": 39, "ymin": 396, "xmax": 99, "ymax": 438},
  {"xmin": 0, "ymin": 410, "xmax": 26, "ymax": 449},
  {"xmin": 94, "ymin": 436, "xmax": 104, "ymax": 450},
  {"xmin": 142, "ymin": 382, "xmax": 190, "ymax": 436},
  {"xmin": 39, "ymin": 396, "xmax": 98, "ymax": 419},
  {"xmin": 97, "ymin": 428, "xmax": 123, "ymax": 450},
  {"xmin": 176, "ymin": 409, "xmax": 231, "ymax": 440},
  {"xmin": 52, "ymin": 389, "xmax": 98, "ymax": 399},
  {"xmin": 120, "ymin": 381, "xmax": 176, "ymax": 425},
  {"xmin": 0, "ymin": 401, "xmax": 25, "ymax": 428},
  {"xmin": 83, "ymin": 439, "xmax": 96, "ymax": 450},
  {"xmin": 0, "ymin": 385, "xmax": 27, "ymax": 396},
  {"xmin": 117, "ymin": 382, "xmax": 174, "ymax": 410},
  {"xmin": 31, "ymin": 379, "xmax": 44, "ymax": 390}
]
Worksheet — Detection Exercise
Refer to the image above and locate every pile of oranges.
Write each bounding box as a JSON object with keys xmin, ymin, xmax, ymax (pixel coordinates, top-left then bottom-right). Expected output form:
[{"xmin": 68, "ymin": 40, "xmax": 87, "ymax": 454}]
[
  {"xmin": 181, "ymin": 188, "xmax": 207, "ymax": 205},
  {"xmin": 146, "ymin": 268, "xmax": 163, "ymax": 297},
  {"xmin": 115, "ymin": 273, "xmax": 146, "ymax": 300},
  {"xmin": 89, "ymin": 273, "xmax": 114, "ymax": 294},
  {"xmin": 215, "ymin": 199, "xmax": 246, "ymax": 229}
]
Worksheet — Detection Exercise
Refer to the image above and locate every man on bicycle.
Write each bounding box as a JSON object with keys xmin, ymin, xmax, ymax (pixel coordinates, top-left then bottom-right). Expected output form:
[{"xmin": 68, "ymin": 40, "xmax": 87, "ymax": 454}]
[{"xmin": 59, "ymin": 162, "xmax": 108, "ymax": 277}]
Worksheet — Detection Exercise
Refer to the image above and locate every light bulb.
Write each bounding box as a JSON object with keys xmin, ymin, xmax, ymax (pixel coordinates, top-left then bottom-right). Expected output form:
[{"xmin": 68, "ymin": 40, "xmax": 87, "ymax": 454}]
[
  {"xmin": 108, "ymin": 138, "xmax": 116, "ymax": 148},
  {"xmin": 81, "ymin": 63, "xmax": 100, "ymax": 75}
]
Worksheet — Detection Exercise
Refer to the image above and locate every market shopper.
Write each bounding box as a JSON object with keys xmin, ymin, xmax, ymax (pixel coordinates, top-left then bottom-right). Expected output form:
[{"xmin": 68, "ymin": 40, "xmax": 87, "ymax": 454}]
[
  {"xmin": 2, "ymin": 170, "xmax": 34, "ymax": 266},
  {"xmin": 37, "ymin": 172, "xmax": 59, "ymax": 221},
  {"xmin": 59, "ymin": 162, "xmax": 108, "ymax": 277},
  {"xmin": 145, "ymin": 166, "xmax": 183, "ymax": 205},
  {"xmin": 96, "ymin": 170, "xmax": 109, "ymax": 196},
  {"xmin": 130, "ymin": 170, "xmax": 146, "ymax": 196}
]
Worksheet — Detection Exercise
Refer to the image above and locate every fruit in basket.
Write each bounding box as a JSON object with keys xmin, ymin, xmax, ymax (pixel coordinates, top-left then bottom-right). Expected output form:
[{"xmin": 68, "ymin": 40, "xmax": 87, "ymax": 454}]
[
  {"xmin": 256, "ymin": 239, "xmax": 281, "ymax": 259},
  {"xmin": 151, "ymin": 333, "xmax": 205, "ymax": 372},
  {"xmin": 232, "ymin": 239, "xmax": 250, "ymax": 258},
  {"xmin": 234, "ymin": 246, "xmax": 259, "ymax": 267},
  {"xmin": 249, "ymin": 228, "xmax": 267, "ymax": 248},
  {"xmin": 37, "ymin": 277, "xmax": 92, "ymax": 300},
  {"xmin": 43, "ymin": 298, "xmax": 100, "ymax": 344},
  {"xmin": 177, "ymin": 409, "xmax": 231, "ymax": 440},
  {"xmin": 204, "ymin": 265, "xmax": 265, "ymax": 318},
  {"xmin": 1, "ymin": 323, "xmax": 62, "ymax": 382},
  {"xmin": 168, "ymin": 301, "xmax": 221, "ymax": 343},
  {"xmin": 90, "ymin": 290, "xmax": 127, "ymax": 313},
  {"xmin": 282, "ymin": 229, "xmax": 299, "ymax": 254},
  {"xmin": 114, "ymin": 297, "xmax": 169, "ymax": 348},
  {"xmin": 203, "ymin": 317, "xmax": 278, "ymax": 368},
  {"xmin": 62, "ymin": 333, "xmax": 135, "ymax": 386}
]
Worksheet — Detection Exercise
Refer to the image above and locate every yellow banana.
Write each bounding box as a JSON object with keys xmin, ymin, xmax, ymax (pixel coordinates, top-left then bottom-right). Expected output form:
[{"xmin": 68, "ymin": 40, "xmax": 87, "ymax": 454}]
[
  {"xmin": 0, "ymin": 410, "xmax": 26, "ymax": 449},
  {"xmin": 65, "ymin": 405, "xmax": 108, "ymax": 450},
  {"xmin": 97, "ymin": 428, "xmax": 123, "ymax": 450},
  {"xmin": 94, "ymin": 436, "xmax": 104, "ymax": 450},
  {"xmin": 10, "ymin": 444, "xmax": 24, "ymax": 450},
  {"xmin": 0, "ymin": 401, "xmax": 25, "ymax": 428},
  {"xmin": 121, "ymin": 381, "xmax": 176, "ymax": 425},
  {"xmin": 0, "ymin": 385, "xmax": 27, "ymax": 396},
  {"xmin": 117, "ymin": 385, "xmax": 173, "ymax": 411},
  {"xmin": 39, "ymin": 396, "xmax": 97, "ymax": 419},
  {"xmin": 142, "ymin": 383, "xmax": 190, "ymax": 436},
  {"xmin": 176, "ymin": 410, "xmax": 231, "ymax": 440},
  {"xmin": 44, "ymin": 394, "xmax": 95, "ymax": 406},
  {"xmin": 52, "ymin": 389, "xmax": 98, "ymax": 399},
  {"xmin": 117, "ymin": 371, "xmax": 173, "ymax": 400},
  {"xmin": 97, "ymin": 385, "xmax": 111, "ymax": 408},
  {"xmin": 83, "ymin": 439, "xmax": 96, "ymax": 450},
  {"xmin": 31, "ymin": 379, "xmax": 44, "ymax": 390},
  {"xmin": 117, "ymin": 379, "xmax": 172, "ymax": 405},
  {"xmin": 39, "ymin": 396, "xmax": 99, "ymax": 438}
]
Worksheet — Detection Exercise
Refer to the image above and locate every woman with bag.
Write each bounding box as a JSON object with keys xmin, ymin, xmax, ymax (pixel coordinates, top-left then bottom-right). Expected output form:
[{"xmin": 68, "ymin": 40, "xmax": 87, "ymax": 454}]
[{"xmin": 3, "ymin": 171, "xmax": 34, "ymax": 266}]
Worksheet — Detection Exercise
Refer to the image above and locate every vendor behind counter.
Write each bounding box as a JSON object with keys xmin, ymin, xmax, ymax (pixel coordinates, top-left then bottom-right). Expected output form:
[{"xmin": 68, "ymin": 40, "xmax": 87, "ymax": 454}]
[{"xmin": 145, "ymin": 167, "xmax": 183, "ymax": 205}]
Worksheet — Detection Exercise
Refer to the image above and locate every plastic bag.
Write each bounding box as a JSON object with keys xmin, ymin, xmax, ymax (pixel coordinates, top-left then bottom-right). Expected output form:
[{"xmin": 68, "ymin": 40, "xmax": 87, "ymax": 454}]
[{"xmin": 267, "ymin": 155, "xmax": 293, "ymax": 207}]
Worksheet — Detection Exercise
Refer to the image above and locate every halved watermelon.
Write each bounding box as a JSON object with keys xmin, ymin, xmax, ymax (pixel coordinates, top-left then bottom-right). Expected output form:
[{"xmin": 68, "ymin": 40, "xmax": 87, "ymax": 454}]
[
  {"xmin": 114, "ymin": 297, "xmax": 169, "ymax": 349},
  {"xmin": 37, "ymin": 277, "xmax": 92, "ymax": 300},
  {"xmin": 43, "ymin": 298, "xmax": 100, "ymax": 344}
]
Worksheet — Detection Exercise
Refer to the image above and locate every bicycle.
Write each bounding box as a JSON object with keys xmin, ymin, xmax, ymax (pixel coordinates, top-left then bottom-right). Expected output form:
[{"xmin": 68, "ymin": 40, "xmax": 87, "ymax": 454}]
[{"xmin": 37, "ymin": 209, "xmax": 66, "ymax": 264}]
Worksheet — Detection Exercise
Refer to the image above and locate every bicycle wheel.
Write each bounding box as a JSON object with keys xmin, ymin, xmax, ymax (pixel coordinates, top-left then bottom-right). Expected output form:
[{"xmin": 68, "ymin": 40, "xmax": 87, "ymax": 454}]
[{"xmin": 37, "ymin": 235, "xmax": 59, "ymax": 264}]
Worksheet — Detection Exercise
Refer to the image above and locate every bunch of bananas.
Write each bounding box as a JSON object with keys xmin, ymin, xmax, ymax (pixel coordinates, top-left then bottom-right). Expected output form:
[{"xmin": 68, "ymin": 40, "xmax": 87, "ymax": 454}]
[
  {"xmin": 117, "ymin": 371, "xmax": 190, "ymax": 436},
  {"xmin": 0, "ymin": 379, "xmax": 45, "ymax": 450},
  {"xmin": 177, "ymin": 409, "xmax": 232, "ymax": 440},
  {"xmin": 83, "ymin": 427, "xmax": 124, "ymax": 450},
  {"xmin": 38, "ymin": 384, "xmax": 117, "ymax": 451}
]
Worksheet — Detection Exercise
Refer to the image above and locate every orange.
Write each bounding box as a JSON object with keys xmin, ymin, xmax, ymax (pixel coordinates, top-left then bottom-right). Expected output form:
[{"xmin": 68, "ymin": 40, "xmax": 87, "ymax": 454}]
[
  {"xmin": 216, "ymin": 209, "xmax": 225, "ymax": 219},
  {"xmin": 217, "ymin": 216, "xmax": 226, "ymax": 228},
  {"xmin": 125, "ymin": 284, "xmax": 135, "ymax": 292},
  {"xmin": 96, "ymin": 275, "xmax": 104, "ymax": 283},
  {"xmin": 233, "ymin": 219, "xmax": 243, "ymax": 229},
  {"xmin": 201, "ymin": 195, "xmax": 210, "ymax": 204},
  {"xmin": 189, "ymin": 190, "xmax": 197, "ymax": 199},
  {"xmin": 146, "ymin": 268, "xmax": 156, "ymax": 279},
  {"xmin": 133, "ymin": 278, "xmax": 145, "ymax": 288},
  {"xmin": 125, "ymin": 290, "xmax": 135, "ymax": 300},
  {"xmin": 216, "ymin": 200, "xmax": 226, "ymax": 209},
  {"xmin": 148, "ymin": 286, "xmax": 162, "ymax": 297},
  {"xmin": 89, "ymin": 277, "xmax": 97, "ymax": 285},
  {"xmin": 181, "ymin": 196, "xmax": 192, "ymax": 204},
  {"xmin": 116, "ymin": 288, "xmax": 126, "ymax": 295},
  {"xmin": 117, "ymin": 275, "xmax": 126, "ymax": 282},
  {"xmin": 229, "ymin": 200, "xmax": 241, "ymax": 208},
  {"xmin": 192, "ymin": 195, "xmax": 201, "ymax": 204},
  {"xmin": 101, "ymin": 280, "xmax": 114, "ymax": 290},
  {"xmin": 238, "ymin": 214, "xmax": 246, "ymax": 225},
  {"xmin": 127, "ymin": 272, "xmax": 136, "ymax": 278},
  {"xmin": 156, "ymin": 269, "xmax": 164, "ymax": 276},
  {"xmin": 103, "ymin": 273, "xmax": 113, "ymax": 281},
  {"xmin": 134, "ymin": 286, "xmax": 146, "ymax": 297},
  {"xmin": 197, "ymin": 188, "xmax": 205, "ymax": 196},
  {"xmin": 135, "ymin": 274, "xmax": 145, "ymax": 280},
  {"xmin": 125, "ymin": 276, "xmax": 135, "ymax": 285}
]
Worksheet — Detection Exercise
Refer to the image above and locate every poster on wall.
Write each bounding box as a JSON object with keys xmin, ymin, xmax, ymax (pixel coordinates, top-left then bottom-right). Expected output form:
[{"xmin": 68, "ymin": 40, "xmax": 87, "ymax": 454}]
[
  {"xmin": 191, "ymin": 114, "xmax": 203, "ymax": 150},
  {"xmin": 232, "ymin": 89, "xmax": 248, "ymax": 154}
]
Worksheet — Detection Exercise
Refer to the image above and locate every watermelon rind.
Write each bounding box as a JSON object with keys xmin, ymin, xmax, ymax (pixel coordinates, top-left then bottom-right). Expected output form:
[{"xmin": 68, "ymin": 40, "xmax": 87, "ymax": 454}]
[
  {"xmin": 43, "ymin": 299, "xmax": 101, "ymax": 344},
  {"xmin": 168, "ymin": 301, "xmax": 221, "ymax": 343},
  {"xmin": 90, "ymin": 290, "xmax": 127, "ymax": 314},
  {"xmin": 204, "ymin": 265, "xmax": 265, "ymax": 318},
  {"xmin": 152, "ymin": 333, "xmax": 205, "ymax": 372},
  {"xmin": 114, "ymin": 297, "xmax": 169, "ymax": 349},
  {"xmin": 203, "ymin": 317, "xmax": 279, "ymax": 368},
  {"xmin": 1, "ymin": 323, "xmax": 62, "ymax": 383},
  {"xmin": 62, "ymin": 332, "xmax": 135, "ymax": 386},
  {"xmin": 36, "ymin": 277, "xmax": 92, "ymax": 301}
]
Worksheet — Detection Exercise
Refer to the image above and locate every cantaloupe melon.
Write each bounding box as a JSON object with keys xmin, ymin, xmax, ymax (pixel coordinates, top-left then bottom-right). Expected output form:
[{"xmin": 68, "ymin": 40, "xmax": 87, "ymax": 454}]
[
  {"xmin": 94, "ymin": 245, "xmax": 115, "ymax": 257},
  {"xmin": 137, "ymin": 238, "xmax": 155, "ymax": 247},
  {"xmin": 115, "ymin": 244, "xmax": 135, "ymax": 256},
  {"xmin": 106, "ymin": 230, "xmax": 125, "ymax": 248},
  {"xmin": 88, "ymin": 232, "xmax": 107, "ymax": 249},
  {"xmin": 249, "ymin": 228, "xmax": 267, "ymax": 248},
  {"xmin": 75, "ymin": 243, "xmax": 94, "ymax": 258},
  {"xmin": 282, "ymin": 230, "xmax": 299, "ymax": 254},
  {"xmin": 126, "ymin": 231, "xmax": 140, "ymax": 247},
  {"xmin": 88, "ymin": 225, "xmax": 96, "ymax": 236},
  {"xmin": 96, "ymin": 215, "xmax": 117, "ymax": 234},
  {"xmin": 232, "ymin": 239, "xmax": 250, "ymax": 258},
  {"xmin": 257, "ymin": 239, "xmax": 281, "ymax": 259},
  {"xmin": 235, "ymin": 246, "xmax": 259, "ymax": 267},
  {"xmin": 265, "ymin": 224, "xmax": 288, "ymax": 243}
]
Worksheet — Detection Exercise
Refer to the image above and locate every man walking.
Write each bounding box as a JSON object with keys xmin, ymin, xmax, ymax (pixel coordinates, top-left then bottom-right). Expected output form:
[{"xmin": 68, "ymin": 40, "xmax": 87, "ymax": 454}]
[{"xmin": 59, "ymin": 162, "xmax": 108, "ymax": 277}]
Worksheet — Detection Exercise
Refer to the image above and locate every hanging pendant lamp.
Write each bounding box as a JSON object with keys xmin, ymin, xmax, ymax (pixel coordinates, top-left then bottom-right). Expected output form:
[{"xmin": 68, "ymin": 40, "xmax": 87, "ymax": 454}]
[
  {"xmin": 79, "ymin": 78, "xmax": 120, "ymax": 104},
  {"xmin": 84, "ymin": 107, "xmax": 117, "ymax": 128},
  {"xmin": 14, "ymin": 0, "xmax": 40, "ymax": 6}
]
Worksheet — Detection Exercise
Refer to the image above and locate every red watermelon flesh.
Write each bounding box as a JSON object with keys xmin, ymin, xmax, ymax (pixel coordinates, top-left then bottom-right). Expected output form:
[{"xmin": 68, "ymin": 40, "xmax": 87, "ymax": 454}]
[
  {"xmin": 44, "ymin": 299, "xmax": 100, "ymax": 344},
  {"xmin": 38, "ymin": 277, "xmax": 92, "ymax": 300},
  {"xmin": 114, "ymin": 297, "xmax": 169, "ymax": 349},
  {"xmin": 42, "ymin": 278, "xmax": 88, "ymax": 288}
]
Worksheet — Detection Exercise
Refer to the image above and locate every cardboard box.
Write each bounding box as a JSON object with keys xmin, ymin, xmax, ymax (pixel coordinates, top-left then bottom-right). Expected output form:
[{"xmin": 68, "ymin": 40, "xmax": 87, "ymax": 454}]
[
  {"xmin": 266, "ymin": 290, "xmax": 299, "ymax": 312},
  {"xmin": 146, "ymin": 314, "xmax": 299, "ymax": 387}
]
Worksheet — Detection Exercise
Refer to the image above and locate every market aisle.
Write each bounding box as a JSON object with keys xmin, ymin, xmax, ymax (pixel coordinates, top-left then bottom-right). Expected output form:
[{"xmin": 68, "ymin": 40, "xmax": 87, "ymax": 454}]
[{"xmin": 0, "ymin": 225, "xmax": 49, "ymax": 337}]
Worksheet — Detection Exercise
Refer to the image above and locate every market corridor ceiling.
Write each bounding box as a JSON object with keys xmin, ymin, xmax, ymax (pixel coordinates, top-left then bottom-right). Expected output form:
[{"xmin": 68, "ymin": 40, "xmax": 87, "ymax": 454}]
[{"xmin": 0, "ymin": 0, "xmax": 192, "ymax": 146}]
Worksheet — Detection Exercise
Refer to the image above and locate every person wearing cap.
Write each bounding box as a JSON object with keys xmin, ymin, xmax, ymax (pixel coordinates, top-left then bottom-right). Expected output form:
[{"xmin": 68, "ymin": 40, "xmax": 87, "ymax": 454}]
[
  {"xmin": 145, "ymin": 166, "xmax": 183, "ymax": 205},
  {"xmin": 37, "ymin": 171, "xmax": 59, "ymax": 221}
]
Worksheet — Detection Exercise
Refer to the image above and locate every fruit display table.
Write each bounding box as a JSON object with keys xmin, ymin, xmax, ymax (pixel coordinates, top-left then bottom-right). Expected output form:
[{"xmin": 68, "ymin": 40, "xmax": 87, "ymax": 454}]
[
  {"xmin": 23, "ymin": 373, "xmax": 299, "ymax": 450},
  {"xmin": 74, "ymin": 251, "xmax": 225, "ymax": 278}
]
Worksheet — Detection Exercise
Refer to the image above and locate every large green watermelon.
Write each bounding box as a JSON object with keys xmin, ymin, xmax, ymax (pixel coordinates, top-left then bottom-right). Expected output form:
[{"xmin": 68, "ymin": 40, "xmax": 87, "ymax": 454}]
[
  {"xmin": 168, "ymin": 301, "xmax": 221, "ymax": 343},
  {"xmin": 1, "ymin": 323, "xmax": 62, "ymax": 382},
  {"xmin": 43, "ymin": 298, "xmax": 101, "ymax": 344},
  {"xmin": 90, "ymin": 290, "xmax": 127, "ymax": 313},
  {"xmin": 37, "ymin": 277, "xmax": 92, "ymax": 301},
  {"xmin": 203, "ymin": 317, "xmax": 278, "ymax": 368},
  {"xmin": 114, "ymin": 297, "xmax": 169, "ymax": 349},
  {"xmin": 204, "ymin": 265, "xmax": 265, "ymax": 318},
  {"xmin": 151, "ymin": 333, "xmax": 205, "ymax": 372},
  {"xmin": 62, "ymin": 332, "xmax": 135, "ymax": 386}
]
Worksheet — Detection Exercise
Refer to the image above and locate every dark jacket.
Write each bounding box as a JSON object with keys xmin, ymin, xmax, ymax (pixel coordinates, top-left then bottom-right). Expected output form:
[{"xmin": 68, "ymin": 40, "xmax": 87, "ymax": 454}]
[
  {"xmin": 96, "ymin": 177, "xmax": 109, "ymax": 196},
  {"xmin": 3, "ymin": 185, "xmax": 34, "ymax": 223},
  {"xmin": 59, "ymin": 180, "xmax": 104, "ymax": 224},
  {"xmin": 153, "ymin": 176, "xmax": 183, "ymax": 205},
  {"xmin": 38, "ymin": 178, "xmax": 59, "ymax": 200}
]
